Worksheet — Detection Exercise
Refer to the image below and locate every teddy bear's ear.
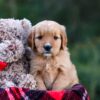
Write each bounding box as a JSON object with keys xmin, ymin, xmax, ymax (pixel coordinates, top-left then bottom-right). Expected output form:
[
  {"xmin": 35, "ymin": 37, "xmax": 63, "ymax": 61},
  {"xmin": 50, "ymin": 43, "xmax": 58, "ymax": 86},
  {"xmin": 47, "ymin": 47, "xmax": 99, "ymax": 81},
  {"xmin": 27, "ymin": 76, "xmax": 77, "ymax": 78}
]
[
  {"xmin": 21, "ymin": 19, "xmax": 32, "ymax": 44},
  {"xmin": 21, "ymin": 18, "xmax": 32, "ymax": 32}
]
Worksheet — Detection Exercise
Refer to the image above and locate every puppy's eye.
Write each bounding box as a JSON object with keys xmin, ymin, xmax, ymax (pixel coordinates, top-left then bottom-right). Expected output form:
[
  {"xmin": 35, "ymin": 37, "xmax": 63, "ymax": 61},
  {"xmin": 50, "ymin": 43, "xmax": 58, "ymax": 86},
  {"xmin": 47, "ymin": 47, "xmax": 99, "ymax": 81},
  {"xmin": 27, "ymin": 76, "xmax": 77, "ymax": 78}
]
[
  {"xmin": 36, "ymin": 36, "xmax": 43, "ymax": 40},
  {"xmin": 54, "ymin": 36, "xmax": 60, "ymax": 40}
]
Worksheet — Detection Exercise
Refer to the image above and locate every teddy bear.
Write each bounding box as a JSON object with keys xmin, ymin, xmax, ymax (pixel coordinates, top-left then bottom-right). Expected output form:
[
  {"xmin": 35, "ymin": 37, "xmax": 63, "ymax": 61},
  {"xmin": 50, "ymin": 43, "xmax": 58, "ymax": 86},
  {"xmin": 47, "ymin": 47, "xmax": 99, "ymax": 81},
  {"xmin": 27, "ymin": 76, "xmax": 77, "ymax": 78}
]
[{"xmin": 0, "ymin": 18, "xmax": 36, "ymax": 89}]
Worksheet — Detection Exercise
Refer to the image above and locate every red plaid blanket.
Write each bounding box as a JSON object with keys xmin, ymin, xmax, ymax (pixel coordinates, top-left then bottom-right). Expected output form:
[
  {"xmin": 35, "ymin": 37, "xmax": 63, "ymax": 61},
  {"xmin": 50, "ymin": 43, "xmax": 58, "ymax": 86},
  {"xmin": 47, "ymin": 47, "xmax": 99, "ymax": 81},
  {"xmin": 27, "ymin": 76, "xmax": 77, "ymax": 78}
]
[{"xmin": 0, "ymin": 84, "xmax": 90, "ymax": 100}]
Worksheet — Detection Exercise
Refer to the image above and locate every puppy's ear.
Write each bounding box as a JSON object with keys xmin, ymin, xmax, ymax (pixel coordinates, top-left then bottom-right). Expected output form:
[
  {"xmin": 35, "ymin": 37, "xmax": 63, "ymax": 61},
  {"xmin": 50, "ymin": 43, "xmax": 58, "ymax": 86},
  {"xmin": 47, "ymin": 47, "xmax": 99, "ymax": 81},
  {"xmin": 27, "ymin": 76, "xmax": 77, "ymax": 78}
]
[
  {"xmin": 28, "ymin": 27, "xmax": 35, "ymax": 50},
  {"xmin": 60, "ymin": 25, "xmax": 67, "ymax": 50}
]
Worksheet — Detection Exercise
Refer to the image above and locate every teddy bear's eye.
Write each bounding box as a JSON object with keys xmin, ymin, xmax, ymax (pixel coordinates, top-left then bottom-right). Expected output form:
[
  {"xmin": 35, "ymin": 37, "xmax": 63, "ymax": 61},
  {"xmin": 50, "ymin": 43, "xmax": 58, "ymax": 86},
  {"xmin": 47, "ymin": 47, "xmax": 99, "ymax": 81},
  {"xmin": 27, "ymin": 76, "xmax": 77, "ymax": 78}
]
[
  {"xmin": 0, "ymin": 40, "xmax": 1, "ymax": 43},
  {"xmin": 17, "ymin": 36, "xmax": 20, "ymax": 39},
  {"xmin": 0, "ymin": 38, "xmax": 2, "ymax": 43}
]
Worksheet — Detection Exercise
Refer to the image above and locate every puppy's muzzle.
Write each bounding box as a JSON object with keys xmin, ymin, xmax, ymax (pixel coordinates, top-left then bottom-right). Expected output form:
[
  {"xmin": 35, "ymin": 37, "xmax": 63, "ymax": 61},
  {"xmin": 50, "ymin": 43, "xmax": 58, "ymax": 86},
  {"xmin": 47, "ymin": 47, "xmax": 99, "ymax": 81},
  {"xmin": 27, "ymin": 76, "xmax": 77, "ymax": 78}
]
[{"xmin": 44, "ymin": 43, "xmax": 52, "ymax": 52}]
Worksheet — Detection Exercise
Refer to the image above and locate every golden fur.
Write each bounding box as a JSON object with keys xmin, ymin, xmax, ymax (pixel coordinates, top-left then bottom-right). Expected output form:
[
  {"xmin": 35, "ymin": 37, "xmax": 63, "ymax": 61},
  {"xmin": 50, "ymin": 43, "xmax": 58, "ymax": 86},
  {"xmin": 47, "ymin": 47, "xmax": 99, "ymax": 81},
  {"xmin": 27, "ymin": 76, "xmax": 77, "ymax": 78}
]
[{"xmin": 28, "ymin": 20, "xmax": 79, "ymax": 90}]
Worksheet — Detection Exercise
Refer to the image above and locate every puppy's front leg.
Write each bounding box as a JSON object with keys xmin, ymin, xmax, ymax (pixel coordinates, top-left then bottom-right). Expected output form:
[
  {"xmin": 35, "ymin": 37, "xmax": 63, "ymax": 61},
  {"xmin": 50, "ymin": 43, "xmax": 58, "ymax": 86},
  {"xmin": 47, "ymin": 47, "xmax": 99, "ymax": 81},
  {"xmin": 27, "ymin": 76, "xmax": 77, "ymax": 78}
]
[
  {"xmin": 52, "ymin": 73, "xmax": 69, "ymax": 90},
  {"xmin": 52, "ymin": 67, "xmax": 73, "ymax": 90},
  {"xmin": 52, "ymin": 65, "xmax": 79, "ymax": 90},
  {"xmin": 30, "ymin": 68, "xmax": 46, "ymax": 90},
  {"xmin": 35, "ymin": 73, "xmax": 47, "ymax": 90}
]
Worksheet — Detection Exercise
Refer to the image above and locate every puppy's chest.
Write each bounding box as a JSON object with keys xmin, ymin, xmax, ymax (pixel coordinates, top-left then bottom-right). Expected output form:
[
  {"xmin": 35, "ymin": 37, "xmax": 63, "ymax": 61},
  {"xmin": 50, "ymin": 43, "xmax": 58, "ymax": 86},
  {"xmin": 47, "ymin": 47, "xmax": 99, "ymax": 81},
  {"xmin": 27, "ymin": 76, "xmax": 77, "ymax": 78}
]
[{"xmin": 42, "ymin": 61, "xmax": 59, "ymax": 88}]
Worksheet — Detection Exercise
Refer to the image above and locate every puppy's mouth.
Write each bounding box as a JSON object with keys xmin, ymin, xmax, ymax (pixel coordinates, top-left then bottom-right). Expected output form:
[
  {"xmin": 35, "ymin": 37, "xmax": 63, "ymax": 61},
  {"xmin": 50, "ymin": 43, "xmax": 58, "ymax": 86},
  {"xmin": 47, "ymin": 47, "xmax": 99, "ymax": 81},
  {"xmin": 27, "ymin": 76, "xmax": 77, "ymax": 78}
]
[{"xmin": 43, "ymin": 51, "xmax": 52, "ymax": 57}]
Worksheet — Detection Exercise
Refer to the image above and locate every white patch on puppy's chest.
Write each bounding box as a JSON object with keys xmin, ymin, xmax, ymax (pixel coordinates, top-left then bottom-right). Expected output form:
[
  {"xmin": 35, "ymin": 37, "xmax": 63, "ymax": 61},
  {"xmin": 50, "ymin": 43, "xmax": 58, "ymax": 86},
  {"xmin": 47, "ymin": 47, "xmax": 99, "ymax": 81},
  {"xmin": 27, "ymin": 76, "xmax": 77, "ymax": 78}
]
[
  {"xmin": 45, "ymin": 63, "xmax": 51, "ymax": 72},
  {"xmin": 43, "ymin": 61, "xmax": 58, "ymax": 89}
]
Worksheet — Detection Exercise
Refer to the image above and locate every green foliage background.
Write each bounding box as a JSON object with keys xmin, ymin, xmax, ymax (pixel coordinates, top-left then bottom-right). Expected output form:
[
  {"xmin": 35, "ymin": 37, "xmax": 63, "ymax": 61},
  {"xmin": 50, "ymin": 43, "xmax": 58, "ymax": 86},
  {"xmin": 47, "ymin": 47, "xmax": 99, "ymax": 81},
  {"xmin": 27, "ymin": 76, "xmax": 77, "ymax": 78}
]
[{"xmin": 0, "ymin": 0, "xmax": 100, "ymax": 99}]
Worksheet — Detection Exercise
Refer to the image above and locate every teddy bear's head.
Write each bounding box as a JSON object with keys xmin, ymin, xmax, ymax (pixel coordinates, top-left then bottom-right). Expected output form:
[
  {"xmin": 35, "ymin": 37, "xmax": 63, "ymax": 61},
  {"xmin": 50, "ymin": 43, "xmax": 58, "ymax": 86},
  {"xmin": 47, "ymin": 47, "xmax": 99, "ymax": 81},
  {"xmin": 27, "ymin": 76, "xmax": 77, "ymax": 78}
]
[
  {"xmin": 0, "ymin": 18, "xmax": 32, "ymax": 70},
  {"xmin": 0, "ymin": 18, "xmax": 32, "ymax": 44}
]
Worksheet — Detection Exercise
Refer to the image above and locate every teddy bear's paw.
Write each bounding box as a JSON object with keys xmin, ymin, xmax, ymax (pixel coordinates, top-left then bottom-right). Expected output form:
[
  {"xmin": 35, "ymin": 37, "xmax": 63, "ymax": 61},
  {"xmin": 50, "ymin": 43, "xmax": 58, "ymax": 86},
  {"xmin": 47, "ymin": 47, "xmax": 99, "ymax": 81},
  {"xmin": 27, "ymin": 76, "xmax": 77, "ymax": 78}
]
[
  {"xmin": 18, "ymin": 74, "xmax": 37, "ymax": 89},
  {"xmin": 4, "ymin": 80, "xmax": 16, "ymax": 87},
  {"xmin": 0, "ymin": 79, "xmax": 16, "ymax": 88}
]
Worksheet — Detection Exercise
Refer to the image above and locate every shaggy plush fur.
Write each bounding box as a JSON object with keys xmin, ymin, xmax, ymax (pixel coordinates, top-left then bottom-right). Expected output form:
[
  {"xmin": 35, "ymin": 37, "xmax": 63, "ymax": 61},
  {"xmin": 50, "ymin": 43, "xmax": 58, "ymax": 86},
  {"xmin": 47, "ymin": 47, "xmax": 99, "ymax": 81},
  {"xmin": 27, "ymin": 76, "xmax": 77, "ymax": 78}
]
[
  {"xmin": 28, "ymin": 20, "xmax": 79, "ymax": 90},
  {"xmin": 0, "ymin": 18, "xmax": 36, "ymax": 89}
]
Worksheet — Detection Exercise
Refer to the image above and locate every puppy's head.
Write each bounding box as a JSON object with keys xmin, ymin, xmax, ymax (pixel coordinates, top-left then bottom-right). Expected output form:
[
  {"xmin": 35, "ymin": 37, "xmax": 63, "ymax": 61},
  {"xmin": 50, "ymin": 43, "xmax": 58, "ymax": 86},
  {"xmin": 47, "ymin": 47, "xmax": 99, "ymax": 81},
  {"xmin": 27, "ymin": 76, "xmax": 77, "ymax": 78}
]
[{"xmin": 28, "ymin": 20, "xmax": 67, "ymax": 57}]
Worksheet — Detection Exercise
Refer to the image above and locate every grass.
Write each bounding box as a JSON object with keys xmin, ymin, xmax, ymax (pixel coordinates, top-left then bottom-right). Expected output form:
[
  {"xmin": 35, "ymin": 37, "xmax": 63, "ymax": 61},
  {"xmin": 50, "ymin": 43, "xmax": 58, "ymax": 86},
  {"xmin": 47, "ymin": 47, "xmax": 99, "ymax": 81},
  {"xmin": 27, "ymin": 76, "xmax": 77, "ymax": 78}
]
[{"xmin": 69, "ymin": 37, "xmax": 100, "ymax": 100}]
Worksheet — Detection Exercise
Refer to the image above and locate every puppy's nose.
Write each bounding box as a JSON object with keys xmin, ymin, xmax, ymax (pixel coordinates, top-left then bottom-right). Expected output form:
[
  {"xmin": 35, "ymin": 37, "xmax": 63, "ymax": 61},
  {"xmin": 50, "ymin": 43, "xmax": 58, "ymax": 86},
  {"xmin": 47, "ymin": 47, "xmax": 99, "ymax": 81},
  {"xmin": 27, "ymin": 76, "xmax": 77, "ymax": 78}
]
[{"xmin": 44, "ymin": 43, "xmax": 52, "ymax": 51}]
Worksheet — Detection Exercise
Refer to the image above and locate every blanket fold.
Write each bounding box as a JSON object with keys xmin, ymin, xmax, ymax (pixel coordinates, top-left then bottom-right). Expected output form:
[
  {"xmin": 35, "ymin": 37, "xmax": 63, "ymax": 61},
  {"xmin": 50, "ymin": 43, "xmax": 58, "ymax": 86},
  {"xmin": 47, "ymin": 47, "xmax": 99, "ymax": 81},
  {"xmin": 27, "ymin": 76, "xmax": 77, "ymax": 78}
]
[{"xmin": 0, "ymin": 84, "xmax": 90, "ymax": 100}]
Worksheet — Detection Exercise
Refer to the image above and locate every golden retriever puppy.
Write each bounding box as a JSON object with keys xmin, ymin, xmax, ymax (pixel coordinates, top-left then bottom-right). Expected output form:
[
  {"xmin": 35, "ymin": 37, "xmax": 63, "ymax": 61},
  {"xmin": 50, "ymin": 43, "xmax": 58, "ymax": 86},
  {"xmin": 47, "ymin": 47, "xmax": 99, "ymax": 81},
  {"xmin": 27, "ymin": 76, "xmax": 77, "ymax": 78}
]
[{"xmin": 28, "ymin": 20, "xmax": 79, "ymax": 90}]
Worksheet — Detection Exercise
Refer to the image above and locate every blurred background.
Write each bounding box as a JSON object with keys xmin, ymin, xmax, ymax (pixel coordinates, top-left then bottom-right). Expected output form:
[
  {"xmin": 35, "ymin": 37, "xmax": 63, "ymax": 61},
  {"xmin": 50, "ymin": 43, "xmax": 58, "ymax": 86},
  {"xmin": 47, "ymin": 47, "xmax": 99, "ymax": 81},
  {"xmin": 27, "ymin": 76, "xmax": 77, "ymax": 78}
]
[{"xmin": 0, "ymin": 0, "xmax": 100, "ymax": 99}]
